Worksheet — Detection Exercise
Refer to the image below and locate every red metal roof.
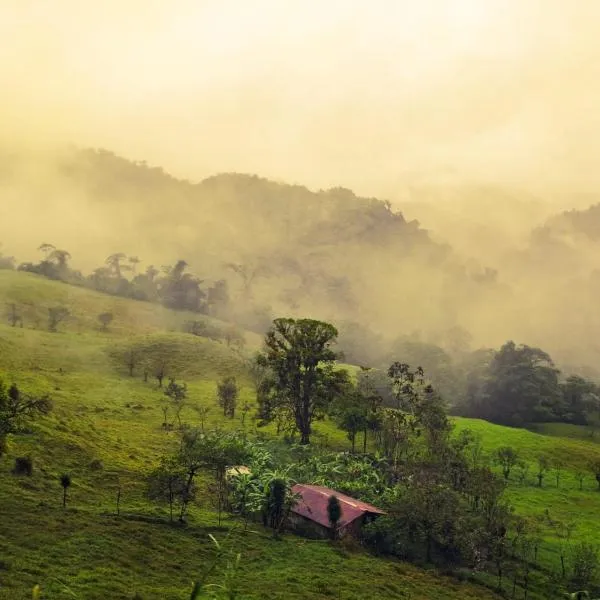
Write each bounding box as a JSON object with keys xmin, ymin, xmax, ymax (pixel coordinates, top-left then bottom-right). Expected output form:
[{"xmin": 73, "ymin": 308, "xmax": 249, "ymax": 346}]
[{"xmin": 291, "ymin": 484, "xmax": 386, "ymax": 529}]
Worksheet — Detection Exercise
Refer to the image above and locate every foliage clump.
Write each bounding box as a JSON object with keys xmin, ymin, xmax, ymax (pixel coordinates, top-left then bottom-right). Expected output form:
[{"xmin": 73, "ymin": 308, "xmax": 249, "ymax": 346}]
[
  {"xmin": 0, "ymin": 381, "xmax": 52, "ymax": 456},
  {"xmin": 12, "ymin": 456, "xmax": 33, "ymax": 476}
]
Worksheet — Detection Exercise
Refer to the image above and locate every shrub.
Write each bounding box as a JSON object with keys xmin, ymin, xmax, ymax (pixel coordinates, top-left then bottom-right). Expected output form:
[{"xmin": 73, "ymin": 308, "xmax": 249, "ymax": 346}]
[
  {"xmin": 570, "ymin": 542, "xmax": 599, "ymax": 589},
  {"xmin": 89, "ymin": 459, "xmax": 104, "ymax": 471},
  {"xmin": 184, "ymin": 320, "xmax": 222, "ymax": 341},
  {"xmin": 12, "ymin": 456, "xmax": 33, "ymax": 476},
  {"xmin": 98, "ymin": 312, "xmax": 114, "ymax": 331}
]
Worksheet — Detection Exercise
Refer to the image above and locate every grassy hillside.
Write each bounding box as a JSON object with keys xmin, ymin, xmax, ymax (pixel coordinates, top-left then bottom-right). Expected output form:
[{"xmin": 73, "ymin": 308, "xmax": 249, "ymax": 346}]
[
  {"xmin": 4, "ymin": 270, "xmax": 600, "ymax": 598},
  {"xmin": 454, "ymin": 418, "xmax": 600, "ymax": 582},
  {"xmin": 0, "ymin": 270, "xmax": 262, "ymax": 345},
  {"xmin": 0, "ymin": 271, "xmax": 503, "ymax": 600},
  {"xmin": 2, "ymin": 148, "xmax": 499, "ymax": 359}
]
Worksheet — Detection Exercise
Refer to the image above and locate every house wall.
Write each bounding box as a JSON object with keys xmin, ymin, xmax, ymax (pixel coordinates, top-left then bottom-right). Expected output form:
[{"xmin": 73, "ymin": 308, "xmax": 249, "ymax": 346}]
[
  {"xmin": 287, "ymin": 513, "xmax": 330, "ymax": 539},
  {"xmin": 287, "ymin": 512, "xmax": 381, "ymax": 539}
]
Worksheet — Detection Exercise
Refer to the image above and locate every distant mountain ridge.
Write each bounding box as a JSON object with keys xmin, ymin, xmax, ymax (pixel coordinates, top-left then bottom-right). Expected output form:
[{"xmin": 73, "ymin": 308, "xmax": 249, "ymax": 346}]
[{"xmin": 3, "ymin": 145, "xmax": 600, "ymax": 374}]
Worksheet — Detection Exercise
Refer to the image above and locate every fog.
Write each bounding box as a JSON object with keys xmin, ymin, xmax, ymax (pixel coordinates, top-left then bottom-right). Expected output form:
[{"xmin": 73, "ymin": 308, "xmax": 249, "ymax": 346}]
[
  {"xmin": 2, "ymin": 1, "xmax": 600, "ymax": 374},
  {"xmin": 2, "ymin": 1, "xmax": 600, "ymax": 194}
]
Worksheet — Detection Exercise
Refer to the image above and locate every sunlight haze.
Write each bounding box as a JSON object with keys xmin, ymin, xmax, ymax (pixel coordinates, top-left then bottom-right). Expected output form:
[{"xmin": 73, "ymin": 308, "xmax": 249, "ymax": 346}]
[{"xmin": 3, "ymin": 0, "xmax": 600, "ymax": 196}]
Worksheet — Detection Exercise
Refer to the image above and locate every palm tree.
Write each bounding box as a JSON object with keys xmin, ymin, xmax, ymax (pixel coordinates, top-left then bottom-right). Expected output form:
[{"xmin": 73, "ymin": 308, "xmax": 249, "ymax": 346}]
[
  {"xmin": 172, "ymin": 260, "xmax": 188, "ymax": 281},
  {"xmin": 128, "ymin": 256, "xmax": 140, "ymax": 275},
  {"xmin": 225, "ymin": 262, "xmax": 269, "ymax": 300},
  {"xmin": 38, "ymin": 243, "xmax": 55, "ymax": 260},
  {"xmin": 106, "ymin": 253, "xmax": 127, "ymax": 278},
  {"xmin": 60, "ymin": 473, "xmax": 71, "ymax": 507},
  {"xmin": 145, "ymin": 265, "xmax": 159, "ymax": 282}
]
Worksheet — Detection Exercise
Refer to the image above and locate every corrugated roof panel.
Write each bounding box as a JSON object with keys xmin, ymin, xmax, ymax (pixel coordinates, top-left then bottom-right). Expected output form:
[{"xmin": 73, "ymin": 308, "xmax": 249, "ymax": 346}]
[{"xmin": 291, "ymin": 484, "xmax": 385, "ymax": 529}]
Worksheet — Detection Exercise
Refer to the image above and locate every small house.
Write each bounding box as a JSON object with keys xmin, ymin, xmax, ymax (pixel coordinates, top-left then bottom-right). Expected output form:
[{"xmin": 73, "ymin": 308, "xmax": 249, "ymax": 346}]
[{"xmin": 289, "ymin": 484, "xmax": 385, "ymax": 539}]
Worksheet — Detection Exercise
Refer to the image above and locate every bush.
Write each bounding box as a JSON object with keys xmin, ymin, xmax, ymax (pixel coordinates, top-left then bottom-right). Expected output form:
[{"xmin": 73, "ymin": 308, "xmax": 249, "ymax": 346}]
[
  {"xmin": 89, "ymin": 459, "xmax": 104, "ymax": 471},
  {"xmin": 12, "ymin": 456, "xmax": 33, "ymax": 476},
  {"xmin": 0, "ymin": 255, "xmax": 15, "ymax": 270},
  {"xmin": 184, "ymin": 320, "xmax": 222, "ymax": 341},
  {"xmin": 571, "ymin": 542, "xmax": 599, "ymax": 589},
  {"xmin": 362, "ymin": 516, "xmax": 397, "ymax": 556}
]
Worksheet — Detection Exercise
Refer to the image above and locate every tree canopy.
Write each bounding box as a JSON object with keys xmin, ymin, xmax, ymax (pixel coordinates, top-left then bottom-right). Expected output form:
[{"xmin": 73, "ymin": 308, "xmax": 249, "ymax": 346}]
[
  {"xmin": 463, "ymin": 341, "xmax": 562, "ymax": 426},
  {"xmin": 257, "ymin": 318, "xmax": 349, "ymax": 444}
]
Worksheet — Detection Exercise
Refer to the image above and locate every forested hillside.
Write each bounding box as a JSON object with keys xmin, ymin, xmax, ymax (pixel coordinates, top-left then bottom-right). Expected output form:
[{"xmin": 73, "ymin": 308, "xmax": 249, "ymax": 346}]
[
  {"xmin": 4, "ymin": 146, "xmax": 600, "ymax": 378},
  {"xmin": 3, "ymin": 271, "xmax": 600, "ymax": 598},
  {"xmin": 0, "ymin": 148, "xmax": 509, "ymax": 355},
  {"xmin": 0, "ymin": 270, "xmax": 511, "ymax": 600}
]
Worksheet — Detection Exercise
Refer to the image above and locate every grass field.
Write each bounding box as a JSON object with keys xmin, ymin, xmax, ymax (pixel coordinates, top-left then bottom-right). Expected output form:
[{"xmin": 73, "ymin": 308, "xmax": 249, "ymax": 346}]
[
  {"xmin": 0, "ymin": 271, "xmax": 506, "ymax": 599},
  {"xmin": 453, "ymin": 417, "xmax": 600, "ymax": 583},
  {"xmin": 1, "ymin": 270, "xmax": 598, "ymax": 599}
]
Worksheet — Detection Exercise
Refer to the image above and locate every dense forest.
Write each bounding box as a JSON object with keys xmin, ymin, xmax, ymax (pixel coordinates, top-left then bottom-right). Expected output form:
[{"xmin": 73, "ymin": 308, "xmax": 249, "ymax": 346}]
[
  {"xmin": 3, "ymin": 147, "xmax": 600, "ymax": 380},
  {"xmin": 2, "ymin": 234, "xmax": 600, "ymax": 432}
]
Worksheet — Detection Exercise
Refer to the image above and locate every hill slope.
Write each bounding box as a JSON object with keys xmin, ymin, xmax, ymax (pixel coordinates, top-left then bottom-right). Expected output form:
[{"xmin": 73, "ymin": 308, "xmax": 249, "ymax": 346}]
[
  {"xmin": 6, "ymin": 146, "xmax": 600, "ymax": 377},
  {"xmin": 0, "ymin": 147, "xmax": 504, "ymax": 351},
  {"xmin": 0, "ymin": 271, "xmax": 505, "ymax": 600}
]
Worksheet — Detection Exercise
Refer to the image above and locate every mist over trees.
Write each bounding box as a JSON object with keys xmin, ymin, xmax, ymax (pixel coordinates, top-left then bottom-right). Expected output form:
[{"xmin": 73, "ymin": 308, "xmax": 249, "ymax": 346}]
[
  {"xmin": 458, "ymin": 341, "xmax": 600, "ymax": 428},
  {"xmin": 4, "ymin": 148, "xmax": 600, "ymax": 391},
  {"xmin": 0, "ymin": 148, "xmax": 505, "ymax": 342}
]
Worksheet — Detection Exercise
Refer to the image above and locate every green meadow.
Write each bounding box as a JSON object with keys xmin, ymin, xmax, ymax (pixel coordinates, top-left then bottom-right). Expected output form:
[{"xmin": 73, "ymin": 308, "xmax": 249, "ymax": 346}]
[{"xmin": 1, "ymin": 270, "xmax": 599, "ymax": 599}]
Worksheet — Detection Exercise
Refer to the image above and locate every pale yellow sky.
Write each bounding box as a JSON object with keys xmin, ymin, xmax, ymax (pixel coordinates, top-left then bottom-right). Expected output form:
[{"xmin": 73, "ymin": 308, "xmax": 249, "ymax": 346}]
[{"xmin": 2, "ymin": 0, "xmax": 600, "ymax": 197}]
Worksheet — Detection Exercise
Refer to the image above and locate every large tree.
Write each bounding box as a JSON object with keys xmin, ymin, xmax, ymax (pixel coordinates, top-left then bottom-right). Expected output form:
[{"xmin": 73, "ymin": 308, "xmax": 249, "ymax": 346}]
[
  {"xmin": 159, "ymin": 260, "xmax": 206, "ymax": 312},
  {"xmin": 560, "ymin": 375, "xmax": 600, "ymax": 426},
  {"xmin": 217, "ymin": 376, "xmax": 238, "ymax": 418},
  {"xmin": 105, "ymin": 253, "xmax": 128, "ymax": 279},
  {"xmin": 258, "ymin": 318, "xmax": 348, "ymax": 444},
  {"xmin": 176, "ymin": 429, "xmax": 248, "ymax": 523},
  {"xmin": 0, "ymin": 381, "xmax": 52, "ymax": 456},
  {"xmin": 465, "ymin": 341, "xmax": 562, "ymax": 426},
  {"xmin": 386, "ymin": 338, "xmax": 462, "ymax": 406},
  {"xmin": 48, "ymin": 249, "xmax": 71, "ymax": 271}
]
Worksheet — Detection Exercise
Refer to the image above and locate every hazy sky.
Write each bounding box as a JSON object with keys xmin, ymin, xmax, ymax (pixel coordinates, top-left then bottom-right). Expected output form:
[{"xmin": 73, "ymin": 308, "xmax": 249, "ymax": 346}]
[{"xmin": 2, "ymin": 0, "xmax": 600, "ymax": 197}]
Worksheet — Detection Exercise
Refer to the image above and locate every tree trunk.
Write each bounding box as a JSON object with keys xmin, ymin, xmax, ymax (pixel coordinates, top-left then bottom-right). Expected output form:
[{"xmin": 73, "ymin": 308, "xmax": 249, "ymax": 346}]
[
  {"xmin": 180, "ymin": 471, "xmax": 195, "ymax": 522},
  {"xmin": 217, "ymin": 469, "xmax": 225, "ymax": 526},
  {"xmin": 218, "ymin": 491, "xmax": 222, "ymax": 526},
  {"xmin": 351, "ymin": 433, "xmax": 355, "ymax": 453},
  {"xmin": 363, "ymin": 428, "xmax": 368, "ymax": 454},
  {"xmin": 300, "ymin": 430, "xmax": 310, "ymax": 445}
]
